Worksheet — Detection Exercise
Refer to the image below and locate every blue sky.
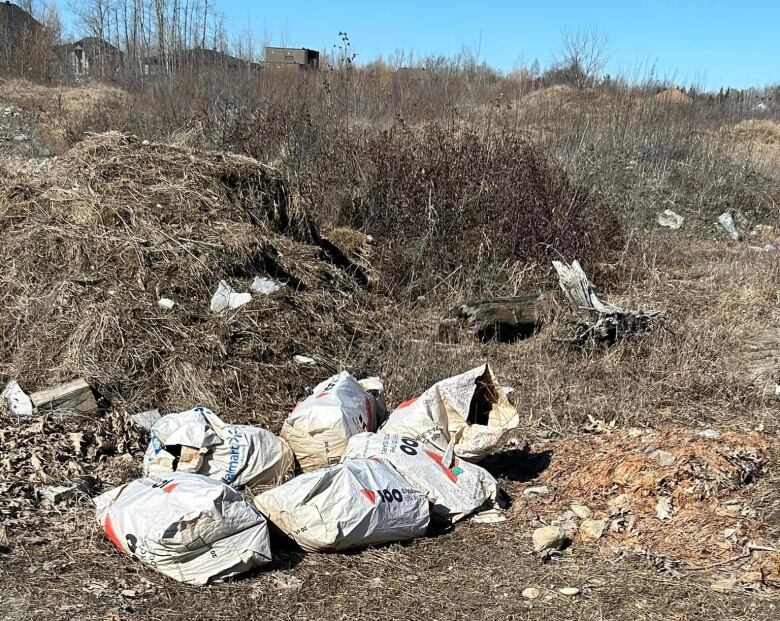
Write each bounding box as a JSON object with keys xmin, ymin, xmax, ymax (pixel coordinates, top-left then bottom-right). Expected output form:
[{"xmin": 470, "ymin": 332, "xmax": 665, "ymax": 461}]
[{"xmin": 64, "ymin": 1, "xmax": 780, "ymax": 89}]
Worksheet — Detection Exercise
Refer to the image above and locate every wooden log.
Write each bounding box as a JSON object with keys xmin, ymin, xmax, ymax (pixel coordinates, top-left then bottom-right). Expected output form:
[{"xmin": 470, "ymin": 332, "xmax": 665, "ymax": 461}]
[
  {"xmin": 30, "ymin": 378, "xmax": 99, "ymax": 413},
  {"xmin": 444, "ymin": 294, "xmax": 547, "ymax": 342}
]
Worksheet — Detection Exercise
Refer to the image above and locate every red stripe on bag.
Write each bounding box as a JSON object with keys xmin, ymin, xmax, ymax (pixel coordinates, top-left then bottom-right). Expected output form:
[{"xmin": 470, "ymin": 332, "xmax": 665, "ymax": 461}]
[
  {"xmin": 396, "ymin": 397, "xmax": 417, "ymax": 410},
  {"xmin": 424, "ymin": 450, "xmax": 459, "ymax": 483},
  {"xmin": 162, "ymin": 483, "xmax": 179, "ymax": 493},
  {"xmin": 103, "ymin": 515, "xmax": 127, "ymax": 553},
  {"xmin": 360, "ymin": 489, "xmax": 377, "ymax": 503}
]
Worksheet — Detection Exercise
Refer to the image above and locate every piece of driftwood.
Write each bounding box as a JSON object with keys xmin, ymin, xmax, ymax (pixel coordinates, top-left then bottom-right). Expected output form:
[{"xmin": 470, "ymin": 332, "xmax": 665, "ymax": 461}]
[
  {"xmin": 441, "ymin": 294, "xmax": 547, "ymax": 343},
  {"xmin": 30, "ymin": 378, "xmax": 99, "ymax": 413},
  {"xmin": 552, "ymin": 260, "xmax": 666, "ymax": 344}
]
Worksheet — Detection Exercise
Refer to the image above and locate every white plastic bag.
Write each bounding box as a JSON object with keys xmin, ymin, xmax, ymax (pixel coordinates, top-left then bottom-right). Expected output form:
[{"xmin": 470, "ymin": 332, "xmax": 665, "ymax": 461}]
[
  {"xmin": 280, "ymin": 371, "xmax": 385, "ymax": 472},
  {"xmin": 254, "ymin": 458, "xmax": 429, "ymax": 552},
  {"xmin": 94, "ymin": 473, "xmax": 271, "ymax": 585},
  {"xmin": 380, "ymin": 364, "xmax": 518, "ymax": 461},
  {"xmin": 342, "ymin": 432, "xmax": 498, "ymax": 522},
  {"xmin": 143, "ymin": 406, "xmax": 293, "ymax": 487}
]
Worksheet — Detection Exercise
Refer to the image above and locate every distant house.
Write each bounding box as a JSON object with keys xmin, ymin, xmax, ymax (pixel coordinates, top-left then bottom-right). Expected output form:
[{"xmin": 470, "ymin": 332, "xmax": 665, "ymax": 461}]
[
  {"xmin": 53, "ymin": 37, "xmax": 123, "ymax": 78},
  {"xmin": 143, "ymin": 47, "xmax": 260, "ymax": 76},
  {"xmin": 263, "ymin": 47, "xmax": 319, "ymax": 70},
  {"xmin": 0, "ymin": 1, "xmax": 43, "ymax": 48}
]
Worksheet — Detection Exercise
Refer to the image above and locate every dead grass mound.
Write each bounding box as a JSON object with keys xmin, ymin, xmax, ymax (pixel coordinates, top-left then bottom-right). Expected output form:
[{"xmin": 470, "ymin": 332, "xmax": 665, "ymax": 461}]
[
  {"xmin": 732, "ymin": 119, "xmax": 780, "ymax": 146},
  {"xmin": 654, "ymin": 88, "xmax": 693, "ymax": 105},
  {"xmin": 514, "ymin": 428, "xmax": 779, "ymax": 587},
  {"xmin": 0, "ymin": 132, "xmax": 382, "ymax": 427},
  {"xmin": 0, "ymin": 79, "xmax": 128, "ymax": 125}
]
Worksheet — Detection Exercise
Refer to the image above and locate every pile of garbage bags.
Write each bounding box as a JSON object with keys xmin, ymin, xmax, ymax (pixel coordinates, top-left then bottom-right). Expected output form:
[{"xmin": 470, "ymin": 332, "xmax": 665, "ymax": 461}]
[{"xmin": 95, "ymin": 364, "xmax": 517, "ymax": 585}]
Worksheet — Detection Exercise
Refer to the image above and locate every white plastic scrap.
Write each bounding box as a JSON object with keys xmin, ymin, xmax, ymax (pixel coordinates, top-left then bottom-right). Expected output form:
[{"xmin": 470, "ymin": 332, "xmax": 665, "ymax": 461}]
[
  {"xmin": 657, "ymin": 209, "xmax": 684, "ymax": 230},
  {"xmin": 157, "ymin": 297, "xmax": 175, "ymax": 309},
  {"xmin": 1, "ymin": 380, "xmax": 34, "ymax": 416},
  {"xmin": 130, "ymin": 409, "xmax": 162, "ymax": 431},
  {"xmin": 94, "ymin": 473, "xmax": 272, "ymax": 585},
  {"xmin": 293, "ymin": 355, "xmax": 317, "ymax": 365},
  {"xmin": 342, "ymin": 432, "xmax": 498, "ymax": 522},
  {"xmin": 144, "ymin": 406, "xmax": 293, "ymax": 487},
  {"xmin": 210, "ymin": 280, "xmax": 252, "ymax": 313},
  {"xmin": 250, "ymin": 277, "xmax": 283, "ymax": 295},
  {"xmin": 718, "ymin": 212, "xmax": 741, "ymax": 241},
  {"xmin": 254, "ymin": 458, "xmax": 430, "ymax": 552}
]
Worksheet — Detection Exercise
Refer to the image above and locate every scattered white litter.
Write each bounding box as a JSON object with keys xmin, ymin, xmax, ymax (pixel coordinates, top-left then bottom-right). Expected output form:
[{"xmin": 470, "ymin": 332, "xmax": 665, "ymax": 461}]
[
  {"xmin": 717, "ymin": 212, "xmax": 741, "ymax": 241},
  {"xmin": 470, "ymin": 508, "xmax": 507, "ymax": 524},
  {"xmin": 749, "ymin": 244, "xmax": 776, "ymax": 252},
  {"xmin": 1, "ymin": 380, "xmax": 34, "ymax": 416},
  {"xmin": 293, "ymin": 355, "xmax": 317, "ymax": 365},
  {"xmin": 131, "ymin": 409, "xmax": 162, "ymax": 431},
  {"xmin": 158, "ymin": 298, "xmax": 175, "ymax": 309},
  {"xmin": 654, "ymin": 496, "xmax": 673, "ymax": 520},
  {"xmin": 698, "ymin": 428, "xmax": 721, "ymax": 439},
  {"xmin": 210, "ymin": 280, "xmax": 252, "ymax": 313},
  {"xmin": 250, "ymin": 277, "xmax": 282, "ymax": 295},
  {"xmin": 657, "ymin": 209, "xmax": 684, "ymax": 230}
]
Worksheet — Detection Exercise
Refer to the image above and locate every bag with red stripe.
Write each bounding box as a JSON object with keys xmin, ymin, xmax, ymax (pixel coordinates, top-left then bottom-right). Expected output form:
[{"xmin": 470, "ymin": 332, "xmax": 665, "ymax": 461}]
[
  {"xmin": 94, "ymin": 473, "xmax": 271, "ymax": 585},
  {"xmin": 254, "ymin": 458, "xmax": 429, "ymax": 552},
  {"xmin": 380, "ymin": 364, "xmax": 518, "ymax": 462},
  {"xmin": 281, "ymin": 371, "xmax": 386, "ymax": 472},
  {"xmin": 342, "ymin": 432, "xmax": 498, "ymax": 522}
]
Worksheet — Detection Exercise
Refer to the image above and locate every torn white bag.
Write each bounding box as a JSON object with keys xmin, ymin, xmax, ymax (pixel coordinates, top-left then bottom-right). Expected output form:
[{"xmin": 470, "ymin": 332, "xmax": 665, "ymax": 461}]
[
  {"xmin": 94, "ymin": 473, "xmax": 271, "ymax": 585},
  {"xmin": 281, "ymin": 371, "xmax": 386, "ymax": 472},
  {"xmin": 143, "ymin": 406, "xmax": 293, "ymax": 487},
  {"xmin": 342, "ymin": 432, "xmax": 498, "ymax": 522},
  {"xmin": 254, "ymin": 458, "xmax": 429, "ymax": 552},
  {"xmin": 380, "ymin": 364, "xmax": 518, "ymax": 461}
]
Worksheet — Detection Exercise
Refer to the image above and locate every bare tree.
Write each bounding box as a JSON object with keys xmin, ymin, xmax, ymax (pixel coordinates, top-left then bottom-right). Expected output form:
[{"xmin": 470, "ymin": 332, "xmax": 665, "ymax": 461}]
[{"xmin": 549, "ymin": 26, "xmax": 610, "ymax": 88}]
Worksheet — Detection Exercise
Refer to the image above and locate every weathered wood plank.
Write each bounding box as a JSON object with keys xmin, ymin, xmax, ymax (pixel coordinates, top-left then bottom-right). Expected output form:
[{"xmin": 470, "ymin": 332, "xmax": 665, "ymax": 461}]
[{"xmin": 30, "ymin": 378, "xmax": 98, "ymax": 412}]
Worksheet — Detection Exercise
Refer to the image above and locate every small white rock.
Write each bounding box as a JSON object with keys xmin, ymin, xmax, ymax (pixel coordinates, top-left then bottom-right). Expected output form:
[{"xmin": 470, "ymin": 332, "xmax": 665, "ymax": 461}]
[
  {"xmin": 532, "ymin": 526, "xmax": 566, "ymax": 552},
  {"xmin": 558, "ymin": 587, "xmax": 580, "ymax": 596},
  {"xmin": 649, "ymin": 449, "xmax": 675, "ymax": 467},
  {"xmin": 580, "ymin": 519, "xmax": 607, "ymax": 540},
  {"xmin": 654, "ymin": 496, "xmax": 673, "ymax": 520},
  {"xmin": 570, "ymin": 503, "xmax": 591, "ymax": 519},
  {"xmin": 293, "ymin": 355, "xmax": 317, "ymax": 365},
  {"xmin": 522, "ymin": 587, "xmax": 540, "ymax": 600},
  {"xmin": 699, "ymin": 428, "xmax": 721, "ymax": 439},
  {"xmin": 523, "ymin": 485, "xmax": 551, "ymax": 498},
  {"xmin": 158, "ymin": 297, "xmax": 175, "ymax": 309}
]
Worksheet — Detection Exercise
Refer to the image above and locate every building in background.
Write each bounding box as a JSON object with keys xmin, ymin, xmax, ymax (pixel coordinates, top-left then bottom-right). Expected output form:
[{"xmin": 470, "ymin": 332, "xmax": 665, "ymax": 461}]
[
  {"xmin": 263, "ymin": 47, "xmax": 320, "ymax": 71},
  {"xmin": 0, "ymin": 1, "xmax": 42, "ymax": 48},
  {"xmin": 143, "ymin": 47, "xmax": 261, "ymax": 77},
  {"xmin": 54, "ymin": 37, "xmax": 123, "ymax": 79}
]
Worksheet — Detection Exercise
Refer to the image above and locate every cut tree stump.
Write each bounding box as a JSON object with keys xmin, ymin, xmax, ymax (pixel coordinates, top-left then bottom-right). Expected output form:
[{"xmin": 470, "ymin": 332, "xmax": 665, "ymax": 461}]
[
  {"xmin": 552, "ymin": 259, "xmax": 666, "ymax": 344},
  {"xmin": 442, "ymin": 293, "xmax": 548, "ymax": 343},
  {"xmin": 30, "ymin": 378, "xmax": 99, "ymax": 413}
]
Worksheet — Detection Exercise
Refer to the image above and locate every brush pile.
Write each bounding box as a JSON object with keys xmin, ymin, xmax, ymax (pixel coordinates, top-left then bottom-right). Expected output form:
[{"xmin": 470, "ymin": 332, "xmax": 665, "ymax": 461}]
[{"xmin": 0, "ymin": 132, "xmax": 382, "ymax": 426}]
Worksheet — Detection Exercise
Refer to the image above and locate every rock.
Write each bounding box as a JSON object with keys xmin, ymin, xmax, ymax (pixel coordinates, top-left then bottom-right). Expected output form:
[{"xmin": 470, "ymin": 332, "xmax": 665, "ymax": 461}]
[
  {"xmin": 558, "ymin": 587, "xmax": 580, "ymax": 596},
  {"xmin": 718, "ymin": 212, "xmax": 741, "ymax": 241},
  {"xmin": 523, "ymin": 485, "xmax": 551, "ymax": 498},
  {"xmin": 532, "ymin": 526, "xmax": 566, "ymax": 552},
  {"xmin": 158, "ymin": 297, "xmax": 175, "ymax": 309},
  {"xmin": 654, "ymin": 497, "xmax": 673, "ymax": 520},
  {"xmin": 607, "ymin": 493, "xmax": 629, "ymax": 508},
  {"xmin": 699, "ymin": 428, "xmax": 721, "ymax": 439},
  {"xmin": 579, "ymin": 519, "xmax": 606, "ymax": 540},
  {"xmin": 649, "ymin": 449, "xmax": 675, "ymax": 466},
  {"xmin": 710, "ymin": 578, "xmax": 736, "ymax": 592},
  {"xmin": 1, "ymin": 380, "xmax": 34, "ymax": 416},
  {"xmin": 120, "ymin": 589, "xmax": 137, "ymax": 598},
  {"xmin": 13, "ymin": 133, "xmax": 28, "ymax": 142},
  {"xmin": 40, "ymin": 485, "xmax": 77, "ymax": 503},
  {"xmin": 570, "ymin": 503, "xmax": 591, "ymax": 519},
  {"xmin": 521, "ymin": 587, "xmax": 540, "ymax": 600},
  {"xmin": 657, "ymin": 209, "xmax": 684, "ymax": 230}
]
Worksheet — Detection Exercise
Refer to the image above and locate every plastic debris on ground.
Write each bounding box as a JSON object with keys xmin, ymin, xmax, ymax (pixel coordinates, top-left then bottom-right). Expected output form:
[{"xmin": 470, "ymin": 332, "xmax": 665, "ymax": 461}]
[
  {"xmin": 250, "ymin": 276, "xmax": 283, "ymax": 295},
  {"xmin": 657, "ymin": 209, "xmax": 684, "ymax": 230},
  {"xmin": 130, "ymin": 409, "xmax": 161, "ymax": 431},
  {"xmin": 254, "ymin": 458, "xmax": 430, "ymax": 552},
  {"xmin": 380, "ymin": 364, "xmax": 518, "ymax": 461},
  {"xmin": 143, "ymin": 406, "xmax": 293, "ymax": 487},
  {"xmin": 94, "ymin": 473, "xmax": 272, "ymax": 585},
  {"xmin": 342, "ymin": 432, "xmax": 498, "ymax": 522},
  {"xmin": 210, "ymin": 280, "xmax": 252, "ymax": 313},
  {"xmin": 1, "ymin": 380, "xmax": 34, "ymax": 416},
  {"xmin": 157, "ymin": 297, "xmax": 175, "ymax": 309},
  {"xmin": 718, "ymin": 212, "xmax": 742, "ymax": 241},
  {"xmin": 281, "ymin": 371, "xmax": 386, "ymax": 472},
  {"xmin": 293, "ymin": 355, "xmax": 317, "ymax": 365}
]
